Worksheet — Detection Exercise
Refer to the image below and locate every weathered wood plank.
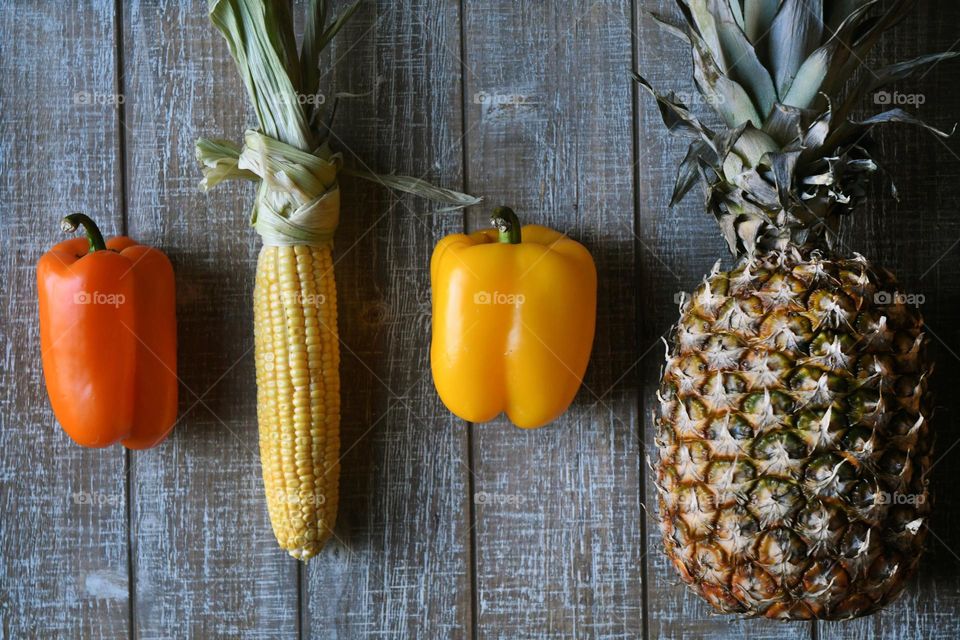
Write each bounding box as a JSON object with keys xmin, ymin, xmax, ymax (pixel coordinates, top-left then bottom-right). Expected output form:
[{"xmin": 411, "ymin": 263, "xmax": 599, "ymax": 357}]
[
  {"xmin": 462, "ymin": 1, "xmax": 643, "ymax": 637},
  {"xmin": 819, "ymin": 4, "xmax": 960, "ymax": 638},
  {"xmin": 635, "ymin": 1, "xmax": 810, "ymax": 638},
  {"xmin": 4, "ymin": 1, "xmax": 960, "ymax": 638},
  {"xmin": 303, "ymin": 1, "xmax": 472, "ymax": 638},
  {"xmin": 0, "ymin": 2, "xmax": 130, "ymax": 638},
  {"xmin": 122, "ymin": 1, "xmax": 298, "ymax": 636}
]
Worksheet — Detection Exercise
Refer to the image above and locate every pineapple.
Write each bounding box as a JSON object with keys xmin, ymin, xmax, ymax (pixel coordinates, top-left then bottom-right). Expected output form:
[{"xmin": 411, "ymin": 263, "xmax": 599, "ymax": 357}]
[{"xmin": 639, "ymin": 0, "xmax": 956, "ymax": 620}]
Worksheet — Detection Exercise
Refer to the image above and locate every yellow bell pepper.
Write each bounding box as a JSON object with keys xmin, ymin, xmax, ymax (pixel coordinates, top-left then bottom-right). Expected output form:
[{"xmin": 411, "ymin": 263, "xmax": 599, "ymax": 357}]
[{"xmin": 430, "ymin": 207, "xmax": 597, "ymax": 428}]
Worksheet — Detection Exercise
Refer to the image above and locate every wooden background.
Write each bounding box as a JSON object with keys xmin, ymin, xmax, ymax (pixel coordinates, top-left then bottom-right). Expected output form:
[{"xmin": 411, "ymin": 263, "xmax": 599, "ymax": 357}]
[{"xmin": 2, "ymin": 1, "xmax": 959, "ymax": 638}]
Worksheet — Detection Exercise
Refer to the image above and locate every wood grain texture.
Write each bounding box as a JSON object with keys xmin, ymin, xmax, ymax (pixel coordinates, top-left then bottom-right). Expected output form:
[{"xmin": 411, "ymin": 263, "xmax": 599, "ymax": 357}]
[
  {"xmin": 0, "ymin": 2, "xmax": 131, "ymax": 638},
  {"xmin": 462, "ymin": 2, "xmax": 643, "ymax": 638},
  {"xmin": 3, "ymin": 1, "xmax": 960, "ymax": 638},
  {"xmin": 121, "ymin": 1, "xmax": 298, "ymax": 637},
  {"xmin": 302, "ymin": 1, "xmax": 472, "ymax": 638}
]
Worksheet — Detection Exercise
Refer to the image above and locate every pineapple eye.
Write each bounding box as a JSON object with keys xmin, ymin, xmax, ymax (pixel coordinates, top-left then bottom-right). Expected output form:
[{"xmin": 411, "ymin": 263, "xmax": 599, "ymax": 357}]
[
  {"xmin": 804, "ymin": 453, "xmax": 855, "ymax": 497},
  {"xmin": 748, "ymin": 479, "xmax": 803, "ymax": 528},
  {"xmin": 753, "ymin": 430, "xmax": 806, "ymax": 458},
  {"xmin": 796, "ymin": 500, "xmax": 846, "ymax": 536},
  {"xmin": 755, "ymin": 528, "xmax": 808, "ymax": 568},
  {"xmin": 842, "ymin": 426, "xmax": 872, "ymax": 450},
  {"xmin": 887, "ymin": 413, "xmax": 917, "ymax": 437},
  {"xmin": 788, "ymin": 366, "xmax": 822, "ymax": 389},
  {"xmin": 879, "ymin": 450, "xmax": 907, "ymax": 476},
  {"xmin": 728, "ymin": 417, "xmax": 753, "ymax": 441},
  {"xmin": 723, "ymin": 373, "xmax": 747, "ymax": 393},
  {"xmin": 895, "ymin": 375, "xmax": 922, "ymax": 398},
  {"xmin": 869, "ymin": 552, "xmax": 905, "ymax": 582},
  {"xmin": 847, "ymin": 479, "xmax": 879, "ymax": 510},
  {"xmin": 848, "ymin": 389, "xmax": 881, "ymax": 420},
  {"xmin": 840, "ymin": 523, "xmax": 874, "ymax": 560}
]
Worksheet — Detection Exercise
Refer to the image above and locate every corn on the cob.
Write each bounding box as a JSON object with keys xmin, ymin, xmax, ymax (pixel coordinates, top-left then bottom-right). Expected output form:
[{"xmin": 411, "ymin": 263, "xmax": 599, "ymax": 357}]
[
  {"xmin": 197, "ymin": 0, "xmax": 478, "ymax": 561},
  {"xmin": 254, "ymin": 243, "xmax": 340, "ymax": 559}
]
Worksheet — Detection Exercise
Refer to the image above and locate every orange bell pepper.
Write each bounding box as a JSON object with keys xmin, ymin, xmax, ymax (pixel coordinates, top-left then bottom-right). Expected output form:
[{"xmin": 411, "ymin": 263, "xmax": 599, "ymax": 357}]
[
  {"xmin": 430, "ymin": 207, "xmax": 597, "ymax": 428},
  {"xmin": 37, "ymin": 214, "xmax": 177, "ymax": 449}
]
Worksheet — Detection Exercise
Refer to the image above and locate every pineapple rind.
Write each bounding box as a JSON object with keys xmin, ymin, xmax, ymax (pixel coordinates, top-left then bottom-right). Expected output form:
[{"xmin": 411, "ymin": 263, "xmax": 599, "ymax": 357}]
[{"xmin": 656, "ymin": 246, "xmax": 932, "ymax": 620}]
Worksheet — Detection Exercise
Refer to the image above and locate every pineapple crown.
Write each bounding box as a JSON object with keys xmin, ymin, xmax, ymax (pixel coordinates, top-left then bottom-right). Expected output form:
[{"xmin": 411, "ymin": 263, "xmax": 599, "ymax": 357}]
[{"xmin": 637, "ymin": 0, "xmax": 958, "ymax": 256}]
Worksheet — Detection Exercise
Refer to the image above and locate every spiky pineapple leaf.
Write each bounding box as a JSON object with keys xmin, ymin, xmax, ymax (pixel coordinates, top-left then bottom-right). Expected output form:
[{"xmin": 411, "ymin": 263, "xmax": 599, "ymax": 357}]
[
  {"xmin": 714, "ymin": 121, "xmax": 750, "ymax": 163},
  {"xmin": 869, "ymin": 52, "xmax": 960, "ymax": 92},
  {"xmin": 856, "ymin": 108, "xmax": 956, "ymax": 138},
  {"xmin": 817, "ymin": 2, "xmax": 891, "ymax": 95},
  {"xmin": 825, "ymin": 0, "xmax": 916, "ymax": 95},
  {"xmin": 743, "ymin": 0, "xmax": 780, "ymax": 50},
  {"xmin": 782, "ymin": 45, "xmax": 833, "ymax": 109},
  {"xmin": 637, "ymin": 0, "xmax": 957, "ymax": 256},
  {"xmin": 827, "ymin": 0, "xmax": 872, "ymax": 31},
  {"xmin": 764, "ymin": 104, "xmax": 798, "ymax": 145},
  {"xmin": 689, "ymin": 28, "xmax": 763, "ymax": 126},
  {"xmin": 732, "ymin": 124, "xmax": 779, "ymax": 165},
  {"xmin": 728, "ymin": 0, "xmax": 745, "ymax": 29},
  {"xmin": 682, "ymin": 0, "xmax": 728, "ymax": 71},
  {"xmin": 732, "ymin": 209, "xmax": 771, "ymax": 253},
  {"xmin": 709, "ymin": 0, "xmax": 777, "ymax": 117},
  {"xmin": 802, "ymin": 106, "xmax": 832, "ymax": 150},
  {"xmin": 779, "ymin": 0, "xmax": 884, "ymax": 112},
  {"xmin": 838, "ymin": 51, "xmax": 960, "ymax": 122},
  {"xmin": 650, "ymin": 12, "xmax": 690, "ymax": 43},
  {"xmin": 735, "ymin": 168, "xmax": 780, "ymax": 208},
  {"xmin": 768, "ymin": 149, "xmax": 802, "ymax": 207},
  {"xmin": 769, "ymin": 0, "xmax": 823, "ymax": 97},
  {"xmin": 634, "ymin": 73, "xmax": 716, "ymax": 141},
  {"xmin": 672, "ymin": 140, "xmax": 714, "ymax": 205}
]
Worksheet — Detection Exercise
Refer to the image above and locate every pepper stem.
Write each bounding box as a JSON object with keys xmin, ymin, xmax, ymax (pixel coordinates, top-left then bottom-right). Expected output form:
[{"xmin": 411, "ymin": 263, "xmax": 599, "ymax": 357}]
[
  {"xmin": 61, "ymin": 213, "xmax": 107, "ymax": 253},
  {"xmin": 491, "ymin": 206, "xmax": 522, "ymax": 244}
]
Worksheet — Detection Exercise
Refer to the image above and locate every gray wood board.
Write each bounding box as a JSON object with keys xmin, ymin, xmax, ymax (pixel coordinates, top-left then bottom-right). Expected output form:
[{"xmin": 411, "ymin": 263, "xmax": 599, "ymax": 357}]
[
  {"xmin": 2, "ymin": 0, "xmax": 960, "ymax": 638},
  {"xmin": 303, "ymin": 1, "xmax": 472, "ymax": 638},
  {"xmin": 121, "ymin": 0, "xmax": 299, "ymax": 637},
  {"xmin": 0, "ymin": 2, "xmax": 130, "ymax": 638},
  {"xmin": 462, "ymin": 1, "xmax": 643, "ymax": 638}
]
